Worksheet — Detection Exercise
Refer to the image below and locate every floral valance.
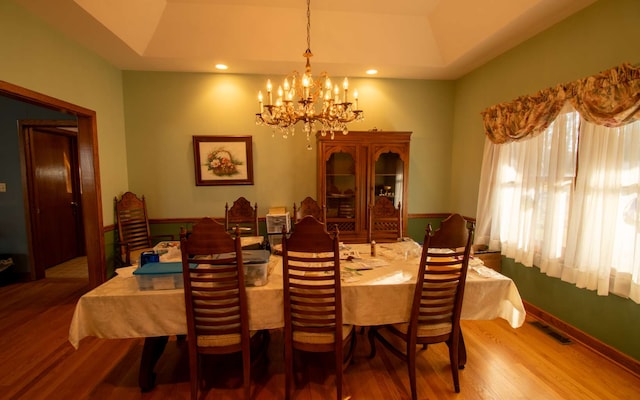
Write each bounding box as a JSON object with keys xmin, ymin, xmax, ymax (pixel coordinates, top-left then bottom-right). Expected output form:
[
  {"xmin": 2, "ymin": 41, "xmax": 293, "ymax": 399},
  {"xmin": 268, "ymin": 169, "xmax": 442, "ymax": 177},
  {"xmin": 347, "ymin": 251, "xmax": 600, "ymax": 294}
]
[{"xmin": 481, "ymin": 63, "xmax": 640, "ymax": 144}]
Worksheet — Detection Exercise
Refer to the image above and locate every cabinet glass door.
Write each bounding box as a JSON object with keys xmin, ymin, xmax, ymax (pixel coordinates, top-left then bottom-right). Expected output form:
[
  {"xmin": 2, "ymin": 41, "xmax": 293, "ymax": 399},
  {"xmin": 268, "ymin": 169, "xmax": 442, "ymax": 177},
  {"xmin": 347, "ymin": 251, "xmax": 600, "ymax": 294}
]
[
  {"xmin": 374, "ymin": 152, "xmax": 404, "ymax": 208},
  {"xmin": 325, "ymin": 152, "xmax": 356, "ymax": 230}
]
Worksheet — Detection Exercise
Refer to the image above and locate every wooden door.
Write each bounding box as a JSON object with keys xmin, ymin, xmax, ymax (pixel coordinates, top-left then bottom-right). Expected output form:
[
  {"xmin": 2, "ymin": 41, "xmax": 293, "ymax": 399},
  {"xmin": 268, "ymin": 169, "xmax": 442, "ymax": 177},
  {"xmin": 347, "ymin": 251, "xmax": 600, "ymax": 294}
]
[{"xmin": 25, "ymin": 125, "xmax": 84, "ymax": 276}]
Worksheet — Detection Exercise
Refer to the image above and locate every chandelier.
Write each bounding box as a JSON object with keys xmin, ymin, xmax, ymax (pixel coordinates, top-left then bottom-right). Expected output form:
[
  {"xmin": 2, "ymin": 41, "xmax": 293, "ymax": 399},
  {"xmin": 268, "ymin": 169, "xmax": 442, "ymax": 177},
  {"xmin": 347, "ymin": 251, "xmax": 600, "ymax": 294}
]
[{"xmin": 255, "ymin": 0, "xmax": 364, "ymax": 148}]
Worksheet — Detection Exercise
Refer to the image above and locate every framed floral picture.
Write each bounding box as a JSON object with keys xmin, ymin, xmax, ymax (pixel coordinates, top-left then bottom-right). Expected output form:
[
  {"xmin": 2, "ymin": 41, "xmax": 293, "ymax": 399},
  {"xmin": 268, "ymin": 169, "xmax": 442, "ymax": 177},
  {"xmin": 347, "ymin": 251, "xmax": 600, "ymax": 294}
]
[{"xmin": 192, "ymin": 135, "xmax": 254, "ymax": 186}]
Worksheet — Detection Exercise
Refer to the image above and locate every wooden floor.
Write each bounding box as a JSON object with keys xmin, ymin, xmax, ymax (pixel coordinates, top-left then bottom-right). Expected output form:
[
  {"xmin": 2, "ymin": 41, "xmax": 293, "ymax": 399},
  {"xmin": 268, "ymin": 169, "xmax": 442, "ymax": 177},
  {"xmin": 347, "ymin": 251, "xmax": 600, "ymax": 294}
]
[{"xmin": 1, "ymin": 258, "xmax": 639, "ymax": 400}]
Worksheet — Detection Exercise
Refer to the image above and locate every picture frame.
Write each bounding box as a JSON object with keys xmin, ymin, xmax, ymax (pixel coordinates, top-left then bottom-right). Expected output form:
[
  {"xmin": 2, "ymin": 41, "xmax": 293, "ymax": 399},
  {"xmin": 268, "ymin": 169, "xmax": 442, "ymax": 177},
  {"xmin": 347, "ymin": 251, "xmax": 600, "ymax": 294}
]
[{"xmin": 192, "ymin": 135, "xmax": 254, "ymax": 186}]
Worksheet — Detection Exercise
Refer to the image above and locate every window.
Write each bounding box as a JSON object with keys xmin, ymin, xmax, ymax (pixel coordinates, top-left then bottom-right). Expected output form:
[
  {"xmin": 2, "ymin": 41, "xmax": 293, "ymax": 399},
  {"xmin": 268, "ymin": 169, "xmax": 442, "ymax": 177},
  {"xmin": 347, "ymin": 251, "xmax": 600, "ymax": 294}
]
[{"xmin": 478, "ymin": 105, "xmax": 640, "ymax": 304}]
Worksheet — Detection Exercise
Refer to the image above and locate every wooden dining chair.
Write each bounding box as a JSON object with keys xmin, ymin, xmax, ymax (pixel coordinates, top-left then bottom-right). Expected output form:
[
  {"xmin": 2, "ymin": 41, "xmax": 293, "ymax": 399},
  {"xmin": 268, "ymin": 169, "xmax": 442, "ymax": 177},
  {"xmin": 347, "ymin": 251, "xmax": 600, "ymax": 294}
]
[
  {"xmin": 281, "ymin": 216, "xmax": 356, "ymax": 400},
  {"xmin": 180, "ymin": 217, "xmax": 269, "ymax": 400},
  {"xmin": 368, "ymin": 213, "xmax": 474, "ymax": 398},
  {"xmin": 114, "ymin": 191, "xmax": 173, "ymax": 266},
  {"xmin": 368, "ymin": 196, "xmax": 402, "ymax": 243},
  {"xmin": 293, "ymin": 196, "xmax": 325, "ymax": 223},
  {"xmin": 225, "ymin": 196, "xmax": 259, "ymax": 236}
]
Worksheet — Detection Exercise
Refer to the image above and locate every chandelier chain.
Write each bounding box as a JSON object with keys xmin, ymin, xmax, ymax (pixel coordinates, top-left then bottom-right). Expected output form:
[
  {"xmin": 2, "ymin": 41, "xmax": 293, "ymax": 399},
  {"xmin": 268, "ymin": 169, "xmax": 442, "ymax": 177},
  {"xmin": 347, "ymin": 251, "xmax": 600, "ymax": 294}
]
[{"xmin": 306, "ymin": 0, "xmax": 311, "ymax": 53}]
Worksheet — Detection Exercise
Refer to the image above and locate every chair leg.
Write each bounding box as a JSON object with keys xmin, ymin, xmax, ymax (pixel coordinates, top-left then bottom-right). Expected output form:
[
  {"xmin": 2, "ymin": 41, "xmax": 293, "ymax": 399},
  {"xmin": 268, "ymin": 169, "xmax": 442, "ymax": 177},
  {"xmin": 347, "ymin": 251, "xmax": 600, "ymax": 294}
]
[
  {"xmin": 367, "ymin": 327, "xmax": 378, "ymax": 358},
  {"xmin": 284, "ymin": 344, "xmax": 293, "ymax": 400},
  {"xmin": 450, "ymin": 339, "xmax": 461, "ymax": 393},
  {"xmin": 343, "ymin": 330, "xmax": 357, "ymax": 366},
  {"xmin": 243, "ymin": 347, "xmax": 251, "ymax": 400},
  {"xmin": 189, "ymin": 352, "xmax": 198, "ymax": 400},
  {"xmin": 407, "ymin": 342, "xmax": 417, "ymax": 400},
  {"xmin": 336, "ymin": 338, "xmax": 344, "ymax": 400},
  {"xmin": 458, "ymin": 329, "xmax": 467, "ymax": 369}
]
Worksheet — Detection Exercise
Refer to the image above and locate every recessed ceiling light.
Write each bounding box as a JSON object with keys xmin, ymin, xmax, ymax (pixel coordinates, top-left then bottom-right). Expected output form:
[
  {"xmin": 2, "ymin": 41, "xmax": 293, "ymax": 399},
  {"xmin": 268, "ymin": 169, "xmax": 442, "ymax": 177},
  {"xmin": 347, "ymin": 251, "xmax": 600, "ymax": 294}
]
[
  {"xmin": 366, "ymin": 69, "xmax": 378, "ymax": 75},
  {"xmin": 215, "ymin": 64, "xmax": 228, "ymax": 71}
]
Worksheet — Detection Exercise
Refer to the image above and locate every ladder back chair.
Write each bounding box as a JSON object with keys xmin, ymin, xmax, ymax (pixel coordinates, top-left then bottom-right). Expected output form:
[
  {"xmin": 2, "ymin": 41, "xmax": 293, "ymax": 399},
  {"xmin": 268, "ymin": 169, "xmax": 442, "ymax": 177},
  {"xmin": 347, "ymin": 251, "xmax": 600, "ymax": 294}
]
[
  {"xmin": 368, "ymin": 196, "xmax": 402, "ymax": 243},
  {"xmin": 225, "ymin": 196, "xmax": 259, "ymax": 236},
  {"xmin": 281, "ymin": 216, "xmax": 356, "ymax": 400},
  {"xmin": 114, "ymin": 191, "xmax": 173, "ymax": 266},
  {"xmin": 180, "ymin": 218, "xmax": 269, "ymax": 400},
  {"xmin": 293, "ymin": 196, "xmax": 326, "ymax": 223},
  {"xmin": 368, "ymin": 213, "xmax": 475, "ymax": 398}
]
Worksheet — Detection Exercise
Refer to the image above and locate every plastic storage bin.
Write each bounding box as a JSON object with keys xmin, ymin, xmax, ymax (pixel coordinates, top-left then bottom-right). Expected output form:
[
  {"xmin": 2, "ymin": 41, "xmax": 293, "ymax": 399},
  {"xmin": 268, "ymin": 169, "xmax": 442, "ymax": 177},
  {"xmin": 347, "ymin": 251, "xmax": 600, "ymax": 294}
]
[
  {"xmin": 242, "ymin": 250, "xmax": 270, "ymax": 286},
  {"xmin": 133, "ymin": 250, "xmax": 270, "ymax": 290},
  {"xmin": 134, "ymin": 262, "xmax": 184, "ymax": 290}
]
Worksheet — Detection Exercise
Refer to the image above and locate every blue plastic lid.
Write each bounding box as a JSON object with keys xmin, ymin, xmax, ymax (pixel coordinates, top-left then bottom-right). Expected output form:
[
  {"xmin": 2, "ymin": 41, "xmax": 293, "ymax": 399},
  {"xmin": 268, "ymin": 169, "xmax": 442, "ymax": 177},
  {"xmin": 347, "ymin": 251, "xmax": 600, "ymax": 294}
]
[{"xmin": 133, "ymin": 262, "xmax": 196, "ymax": 275}]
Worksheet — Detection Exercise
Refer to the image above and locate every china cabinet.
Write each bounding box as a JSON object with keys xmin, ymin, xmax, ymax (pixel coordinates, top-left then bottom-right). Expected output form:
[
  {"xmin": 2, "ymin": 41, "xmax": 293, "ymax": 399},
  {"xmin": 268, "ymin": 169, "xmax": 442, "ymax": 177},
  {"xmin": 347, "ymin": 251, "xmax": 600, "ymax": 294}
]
[{"xmin": 316, "ymin": 130, "xmax": 411, "ymax": 242}]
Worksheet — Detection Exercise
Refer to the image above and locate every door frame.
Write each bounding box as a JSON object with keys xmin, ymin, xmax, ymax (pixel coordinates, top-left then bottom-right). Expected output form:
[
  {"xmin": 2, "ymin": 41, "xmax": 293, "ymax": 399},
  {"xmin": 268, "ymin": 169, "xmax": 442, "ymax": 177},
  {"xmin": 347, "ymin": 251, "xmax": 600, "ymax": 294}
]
[
  {"xmin": 21, "ymin": 122, "xmax": 85, "ymax": 279},
  {"xmin": 2, "ymin": 80, "xmax": 106, "ymax": 288}
]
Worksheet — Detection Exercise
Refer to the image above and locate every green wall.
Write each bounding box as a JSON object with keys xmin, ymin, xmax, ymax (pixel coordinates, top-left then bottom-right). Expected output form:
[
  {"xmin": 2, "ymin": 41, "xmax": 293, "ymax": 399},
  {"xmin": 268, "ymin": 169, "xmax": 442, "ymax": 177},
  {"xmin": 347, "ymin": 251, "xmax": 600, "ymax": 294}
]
[
  {"xmin": 452, "ymin": 0, "xmax": 640, "ymax": 361},
  {"xmin": 0, "ymin": 1, "xmax": 128, "ymax": 272},
  {"xmin": 121, "ymin": 72, "xmax": 455, "ymax": 221},
  {"xmin": 503, "ymin": 258, "xmax": 640, "ymax": 361},
  {"xmin": 0, "ymin": 1, "xmax": 129, "ymax": 224}
]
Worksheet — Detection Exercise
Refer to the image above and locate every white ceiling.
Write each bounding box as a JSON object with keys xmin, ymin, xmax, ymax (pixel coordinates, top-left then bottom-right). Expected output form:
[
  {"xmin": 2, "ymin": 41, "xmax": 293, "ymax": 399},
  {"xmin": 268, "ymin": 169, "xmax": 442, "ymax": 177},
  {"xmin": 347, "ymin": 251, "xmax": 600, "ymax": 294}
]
[{"xmin": 15, "ymin": 0, "xmax": 596, "ymax": 79}]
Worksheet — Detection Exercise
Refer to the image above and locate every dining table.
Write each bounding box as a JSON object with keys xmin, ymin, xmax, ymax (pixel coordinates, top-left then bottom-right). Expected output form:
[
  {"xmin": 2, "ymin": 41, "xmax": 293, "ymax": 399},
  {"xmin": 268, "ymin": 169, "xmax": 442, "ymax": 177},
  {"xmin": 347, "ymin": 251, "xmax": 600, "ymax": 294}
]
[{"xmin": 68, "ymin": 239, "xmax": 526, "ymax": 391}]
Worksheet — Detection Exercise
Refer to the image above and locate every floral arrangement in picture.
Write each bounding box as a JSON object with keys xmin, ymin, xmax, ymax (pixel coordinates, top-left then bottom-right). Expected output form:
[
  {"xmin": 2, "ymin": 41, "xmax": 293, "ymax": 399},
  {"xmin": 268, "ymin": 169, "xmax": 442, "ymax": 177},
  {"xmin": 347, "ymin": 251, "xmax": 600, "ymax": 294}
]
[{"xmin": 205, "ymin": 147, "xmax": 243, "ymax": 177}]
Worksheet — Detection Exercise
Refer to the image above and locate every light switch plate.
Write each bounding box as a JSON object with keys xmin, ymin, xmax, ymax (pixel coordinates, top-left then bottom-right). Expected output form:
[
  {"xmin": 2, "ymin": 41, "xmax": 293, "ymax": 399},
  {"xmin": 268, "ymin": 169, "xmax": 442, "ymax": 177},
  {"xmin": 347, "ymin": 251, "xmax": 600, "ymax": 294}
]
[{"xmin": 0, "ymin": 183, "xmax": 6, "ymax": 192}]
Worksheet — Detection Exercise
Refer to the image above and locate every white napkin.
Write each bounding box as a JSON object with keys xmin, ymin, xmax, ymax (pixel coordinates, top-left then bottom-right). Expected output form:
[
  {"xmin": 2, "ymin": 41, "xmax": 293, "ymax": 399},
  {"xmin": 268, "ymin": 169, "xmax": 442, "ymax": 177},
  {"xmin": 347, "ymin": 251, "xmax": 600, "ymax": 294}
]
[
  {"xmin": 471, "ymin": 265, "xmax": 501, "ymax": 278},
  {"xmin": 370, "ymin": 271, "xmax": 412, "ymax": 285},
  {"xmin": 114, "ymin": 265, "xmax": 137, "ymax": 278}
]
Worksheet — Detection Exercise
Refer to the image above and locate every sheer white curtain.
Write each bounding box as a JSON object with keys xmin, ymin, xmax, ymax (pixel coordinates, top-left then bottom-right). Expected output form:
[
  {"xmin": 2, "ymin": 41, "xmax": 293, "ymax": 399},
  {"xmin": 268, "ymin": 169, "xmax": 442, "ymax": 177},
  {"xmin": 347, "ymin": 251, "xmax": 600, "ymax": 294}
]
[
  {"xmin": 476, "ymin": 104, "xmax": 578, "ymax": 270},
  {"xmin": 563, "ymin": 120, "xmax": 640, "ymax": 303},
  {"xmin": 476, "ymin": 104, "xmax": 640, "ymax": 303}
]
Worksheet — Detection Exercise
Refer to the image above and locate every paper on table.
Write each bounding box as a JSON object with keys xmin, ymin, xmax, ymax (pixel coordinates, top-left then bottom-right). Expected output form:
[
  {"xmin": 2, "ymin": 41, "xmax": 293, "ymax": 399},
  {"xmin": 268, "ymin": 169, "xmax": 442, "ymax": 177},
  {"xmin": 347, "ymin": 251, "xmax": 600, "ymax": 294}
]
[
  {"xmin": 340, "ymin": 249, "xmax": 361, "ymax": 260},
  {"xmin": 341, "ymin": 269, "xmax": 361, "ymax": 282},
  {"xmin": 347, "ymin": 258, "xmax": 389, "ymax": 270}
]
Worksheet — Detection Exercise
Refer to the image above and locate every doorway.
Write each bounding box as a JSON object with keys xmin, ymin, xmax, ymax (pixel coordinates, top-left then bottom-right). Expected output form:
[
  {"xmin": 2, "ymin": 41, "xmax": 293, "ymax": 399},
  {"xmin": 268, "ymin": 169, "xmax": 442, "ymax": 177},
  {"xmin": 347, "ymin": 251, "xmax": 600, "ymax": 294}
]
[
  {"xmin": 21, "ymin": 122, "xmax": 85, "ymax": 279},
  {"xmin": 1, "ymin": 80, "xmax": 106, "ymax": 288}
]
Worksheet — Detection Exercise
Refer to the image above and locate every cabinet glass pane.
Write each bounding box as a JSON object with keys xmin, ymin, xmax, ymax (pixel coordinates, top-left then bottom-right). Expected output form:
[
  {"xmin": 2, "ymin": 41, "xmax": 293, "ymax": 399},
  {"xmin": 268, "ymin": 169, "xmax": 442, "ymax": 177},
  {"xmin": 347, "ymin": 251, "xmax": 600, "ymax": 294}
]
[
  {"xmin": 374, "ymin": 152, "xmax": 403, "ymax": 207},
  {"xmin": 325, "ymin": 152, "xmax": 356, "ymax": 219}
]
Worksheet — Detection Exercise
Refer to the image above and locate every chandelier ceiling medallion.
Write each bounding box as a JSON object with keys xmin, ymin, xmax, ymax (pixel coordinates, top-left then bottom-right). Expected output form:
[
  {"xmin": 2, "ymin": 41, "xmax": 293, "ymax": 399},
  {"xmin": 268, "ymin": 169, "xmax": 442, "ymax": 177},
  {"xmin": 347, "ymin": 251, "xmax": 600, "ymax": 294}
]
[{"xmin": 255, "ymin": 0, "xmax": 364, "ymax": 149}]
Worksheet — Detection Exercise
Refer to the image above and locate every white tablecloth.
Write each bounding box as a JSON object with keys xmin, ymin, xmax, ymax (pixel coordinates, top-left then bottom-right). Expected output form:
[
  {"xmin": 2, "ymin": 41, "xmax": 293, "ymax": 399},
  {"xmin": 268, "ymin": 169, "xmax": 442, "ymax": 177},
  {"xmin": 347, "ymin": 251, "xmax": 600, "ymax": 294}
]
[{"xmin": 69, "ymin": 241, "xmax": 526, "ymax": 349}]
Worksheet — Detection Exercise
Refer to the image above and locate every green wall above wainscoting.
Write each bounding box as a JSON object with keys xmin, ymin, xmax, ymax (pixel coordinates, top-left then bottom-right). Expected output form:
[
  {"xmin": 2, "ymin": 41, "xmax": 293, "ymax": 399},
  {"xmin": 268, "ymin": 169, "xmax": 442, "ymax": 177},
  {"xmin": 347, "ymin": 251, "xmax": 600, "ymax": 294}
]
[{"xmin": 121, "ymin": 72, "xmax": 455, "ymax": 222}]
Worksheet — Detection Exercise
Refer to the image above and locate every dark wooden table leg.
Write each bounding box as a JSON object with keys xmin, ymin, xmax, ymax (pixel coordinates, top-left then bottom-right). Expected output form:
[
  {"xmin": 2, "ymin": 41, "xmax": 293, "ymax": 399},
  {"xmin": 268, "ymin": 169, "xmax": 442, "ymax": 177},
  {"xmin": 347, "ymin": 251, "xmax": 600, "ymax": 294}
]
[
  {"xmin": 458, "ymin": 329, "xmax": 467, "ymax": 369},
  {"xmin": 139, "ymin": 336, "xmax": 169, "ymax": 392}
]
